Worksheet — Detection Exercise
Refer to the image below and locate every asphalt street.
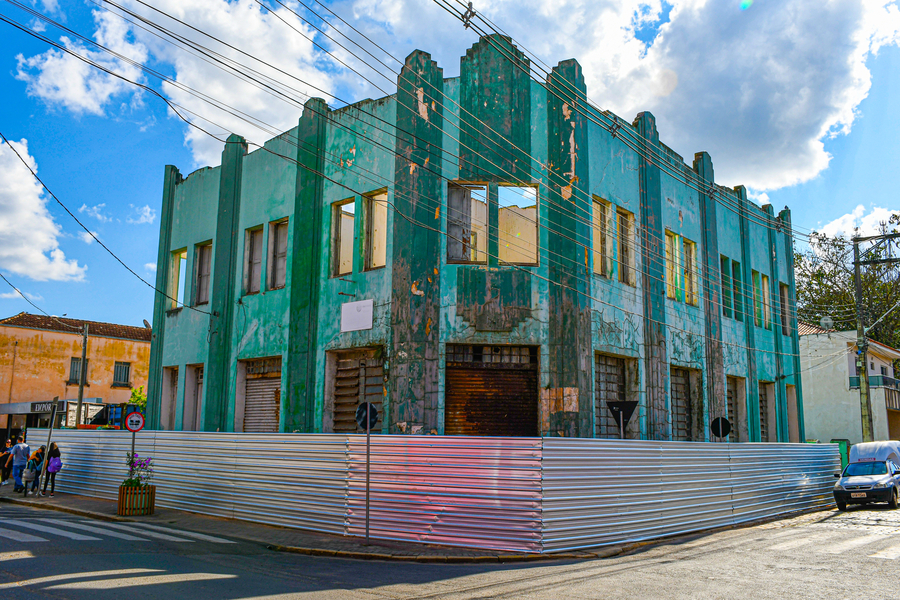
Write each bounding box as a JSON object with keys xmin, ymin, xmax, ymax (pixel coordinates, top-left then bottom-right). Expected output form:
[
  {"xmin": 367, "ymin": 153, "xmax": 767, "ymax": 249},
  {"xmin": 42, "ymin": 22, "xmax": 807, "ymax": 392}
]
[{"xmin": 1, "ymin": 502, "xmax": 899, "ymax": 599}]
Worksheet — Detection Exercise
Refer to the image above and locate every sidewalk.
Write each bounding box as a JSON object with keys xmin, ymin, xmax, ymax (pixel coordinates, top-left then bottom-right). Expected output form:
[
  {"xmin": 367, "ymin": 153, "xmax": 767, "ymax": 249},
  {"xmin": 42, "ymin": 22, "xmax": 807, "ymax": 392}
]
[{"xmin": 0, "ymin": 484, "xmax": 619, "ymax": 562}]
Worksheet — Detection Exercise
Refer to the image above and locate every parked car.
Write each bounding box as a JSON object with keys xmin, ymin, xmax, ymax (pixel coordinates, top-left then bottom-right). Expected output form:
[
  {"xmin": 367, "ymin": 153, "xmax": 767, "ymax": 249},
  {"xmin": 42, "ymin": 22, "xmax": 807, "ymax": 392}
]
[{"xmin": 833, "ymin": 459, "xmax": 900, "ymax": 510}]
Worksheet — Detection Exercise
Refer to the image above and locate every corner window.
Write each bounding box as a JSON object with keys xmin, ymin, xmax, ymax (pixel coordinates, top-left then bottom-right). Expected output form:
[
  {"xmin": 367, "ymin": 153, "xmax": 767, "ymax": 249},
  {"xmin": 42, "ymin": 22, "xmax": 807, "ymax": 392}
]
[
  {"xmin": 683, "ymin": 238, "xmax": 698, "ymax": 306},
  {"xmin": 268, "ymin": 219, "xmax": 289, "ymax": 290},
  {"xmin": 498, "ymin": 185, "xmax": 538, "ymax": 265},
  {"xmin": 720, "ymin": 256, "xmax": 732, "ymax": 318},
  {"xmin": 332, "ymin": 199, "xmax": 356, "ymax": 276},
  {"xmin": 244, "ymin": 227, "xmax": 263, "ymax": 294},
  {"xmin": 592, "ymin": 197, "xmax": 611, "ymax": 277},
  {"xmin": 779, "ymin": 283, "xmax": 790, "ymax": 335},
  {"xmin": 113, "ymin": 361, "xmax": 131, "ymax": 387},
  {"xmin": 195, "ymin": 242, "xmax": 212, "ymax": 305},
  {"xmin": 616, "ymin": 208, "xmax": 635, "ymax": 285},
  {"xmin": 365, "ymin": 191, "xmax": 388, "ymax": 270},
  {"xmin": 732, "ymin": 260, "xmax": 743, "ymax": 321},
  {"xmin": 665, "ymin": 231, "xmax": 678, "ymax": 299},
  {"xmin": 169, "ymin": 249, "xmax": 187, "ymax": 309},
  {"xmin": 447, "ymin": 184, "xmax": 487, "ymax": 263}
]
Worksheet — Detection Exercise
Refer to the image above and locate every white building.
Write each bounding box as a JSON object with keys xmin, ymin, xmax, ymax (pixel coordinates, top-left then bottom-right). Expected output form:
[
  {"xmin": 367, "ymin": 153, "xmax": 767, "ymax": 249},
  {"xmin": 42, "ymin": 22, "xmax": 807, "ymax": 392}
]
[{"xmin": 799, "ymin": 323, "xmax": 900, "ymax": 444}]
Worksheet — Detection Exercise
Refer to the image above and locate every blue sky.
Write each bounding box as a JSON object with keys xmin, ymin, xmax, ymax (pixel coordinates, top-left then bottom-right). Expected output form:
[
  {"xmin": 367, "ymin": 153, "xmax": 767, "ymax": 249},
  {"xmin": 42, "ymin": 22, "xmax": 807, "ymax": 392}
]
[{"xmin": 0, "ymin": 0, "xmax": 898, "ymax": 327}]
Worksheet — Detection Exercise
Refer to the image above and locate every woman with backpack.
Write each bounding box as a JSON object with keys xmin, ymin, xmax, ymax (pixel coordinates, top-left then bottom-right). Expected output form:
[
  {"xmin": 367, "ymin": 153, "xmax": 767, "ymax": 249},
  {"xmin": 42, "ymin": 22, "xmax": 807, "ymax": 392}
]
[
  {"xmin": 23, "ymin": 445, "xmax": 44, "ymax": 497},
  {"xmin": 42, "ymin": 442, "xmax": 62, "ymax": 497}
]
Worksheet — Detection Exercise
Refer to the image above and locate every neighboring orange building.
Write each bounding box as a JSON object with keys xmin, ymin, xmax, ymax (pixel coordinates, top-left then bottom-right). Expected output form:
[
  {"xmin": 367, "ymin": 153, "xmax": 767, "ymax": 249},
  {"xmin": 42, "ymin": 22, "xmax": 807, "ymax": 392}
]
[{"xmin": 0, "ymin": 312, "xmax": 151, "ymax": 438}]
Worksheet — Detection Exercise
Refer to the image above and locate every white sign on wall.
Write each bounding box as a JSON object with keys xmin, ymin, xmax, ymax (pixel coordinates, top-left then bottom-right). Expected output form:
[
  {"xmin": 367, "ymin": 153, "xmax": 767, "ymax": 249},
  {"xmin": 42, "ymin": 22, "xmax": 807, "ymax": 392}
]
[{"xmin": 341, "ymin": 299, "xmax": 374, "ymax": 332}]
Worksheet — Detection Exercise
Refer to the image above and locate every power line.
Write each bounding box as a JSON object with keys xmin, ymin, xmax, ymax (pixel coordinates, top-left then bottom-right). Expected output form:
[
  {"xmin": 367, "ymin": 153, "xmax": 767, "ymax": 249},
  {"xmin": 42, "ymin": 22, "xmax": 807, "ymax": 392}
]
[{"xmin": 0, "ymin": 271, "xmax": 81, "ymax": 331}]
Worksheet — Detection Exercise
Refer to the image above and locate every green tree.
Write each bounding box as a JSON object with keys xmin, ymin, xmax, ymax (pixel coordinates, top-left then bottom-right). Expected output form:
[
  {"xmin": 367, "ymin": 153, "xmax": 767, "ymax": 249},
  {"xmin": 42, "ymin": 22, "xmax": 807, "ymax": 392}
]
[
  {"xmin": 794, "ymin": 213, "xmax": 900, "ymax": 367},
  {"xmin": 130, "ymin": 385, "xmax": 147, "ymax": 410}
]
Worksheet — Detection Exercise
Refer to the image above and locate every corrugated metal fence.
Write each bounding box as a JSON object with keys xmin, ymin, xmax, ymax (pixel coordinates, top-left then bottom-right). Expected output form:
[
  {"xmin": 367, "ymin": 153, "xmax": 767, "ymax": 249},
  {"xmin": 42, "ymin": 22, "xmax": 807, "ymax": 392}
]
[{"xmin": 32, "ymin": 430, "xmax": 839, "ymax": 553}]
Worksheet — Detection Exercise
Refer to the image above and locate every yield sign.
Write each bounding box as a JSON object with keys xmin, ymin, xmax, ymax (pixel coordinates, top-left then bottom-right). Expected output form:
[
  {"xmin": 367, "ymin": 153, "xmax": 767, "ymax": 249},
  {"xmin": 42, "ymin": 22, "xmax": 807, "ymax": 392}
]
[{"xmin": 606, "ymin": 401, "xmax": 639, "ymax": 432}]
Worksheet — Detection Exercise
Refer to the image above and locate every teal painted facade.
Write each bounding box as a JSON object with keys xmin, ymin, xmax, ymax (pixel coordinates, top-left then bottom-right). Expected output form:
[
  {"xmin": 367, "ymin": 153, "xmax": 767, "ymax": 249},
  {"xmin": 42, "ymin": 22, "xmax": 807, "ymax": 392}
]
[{"xmin": 147, "ymin": 35, "xmax": 804, "ymax": 442}]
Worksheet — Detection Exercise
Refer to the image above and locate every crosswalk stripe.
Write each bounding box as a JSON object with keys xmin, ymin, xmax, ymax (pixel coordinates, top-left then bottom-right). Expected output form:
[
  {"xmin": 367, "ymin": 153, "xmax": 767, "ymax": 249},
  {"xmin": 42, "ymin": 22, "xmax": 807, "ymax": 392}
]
[
  {"xmin": 819, "ymin": 534, "xmax": 888, "ymax": 554},
  {"xmin": 36, "ymin": 520, "xmax": 150, "ymax": 542},
  {"xmin": 89, "ymin": 522, "xmax": 193, "ymax": 543},
  {"xmin": 869, "ymin": 544, "xmax": 900, "ymax": 560},
  {"xmin": 5, "ymin": 520, "xmax": 100, "ymax": 541},
  {"xmin": 0, "ymin": 528, "xmax": 47, "ymax": 543},
  {"xmin": 129, "ymin": 523, "xmax": 236, "ymax": 544},
  {"xmin": 768, "ymin": 533, "xmax": 833, "ymax": 551}
]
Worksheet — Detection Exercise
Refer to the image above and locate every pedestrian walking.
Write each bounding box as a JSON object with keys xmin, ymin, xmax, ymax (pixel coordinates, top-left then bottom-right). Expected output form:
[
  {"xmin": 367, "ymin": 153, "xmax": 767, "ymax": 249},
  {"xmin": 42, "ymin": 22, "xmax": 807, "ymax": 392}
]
[
  {"xmin": 42, "ymin": 442, "xmax": 62, "ymax": 497},
  {"xmin": 1, "ymin": 439, "xmax": 12, "ymax": 486},
  {"xmin": 10, "ymin": 435, "xmax": 30, "ymax": 493},
  {"xmin": 24, "ymin": 445, "xmax": 45, "ymax": 497}
]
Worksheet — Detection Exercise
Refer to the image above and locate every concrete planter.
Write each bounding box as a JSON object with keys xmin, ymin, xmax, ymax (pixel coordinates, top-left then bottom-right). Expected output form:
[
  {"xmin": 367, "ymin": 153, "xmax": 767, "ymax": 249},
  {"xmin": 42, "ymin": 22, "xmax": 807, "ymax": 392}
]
[{"xmin": 117, "ymin": 485, "xmax": 156, "ymax": 516}]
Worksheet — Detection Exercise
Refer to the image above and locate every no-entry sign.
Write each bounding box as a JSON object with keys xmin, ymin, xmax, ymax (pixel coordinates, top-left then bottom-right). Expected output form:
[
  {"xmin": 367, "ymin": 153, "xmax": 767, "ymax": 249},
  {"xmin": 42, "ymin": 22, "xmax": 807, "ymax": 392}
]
[{"xmin": 125, "ymin": 412, "xmax": 145, "ymax": 433}]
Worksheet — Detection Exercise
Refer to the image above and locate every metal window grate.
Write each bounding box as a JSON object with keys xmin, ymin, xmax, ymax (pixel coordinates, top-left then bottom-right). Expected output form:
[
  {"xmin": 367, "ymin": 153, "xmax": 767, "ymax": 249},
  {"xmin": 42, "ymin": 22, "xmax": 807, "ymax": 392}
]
[
  {"xmin": 726, "ymin": 378, "xmax": 738, "ymax": 443},
  {"xmin": 595, "ymin": 354, "xmax": 626, "ymax": 439},
  {"xmin": 113, "ymin": 361, "xmax": 131, "ymax": 385},
  {"xmin": 671, "ymin": 368, "xmax": 692, "ymax": 441},
  {"xmin": 759, "ymin": 384, "xmax": 771, "ymax": 442},
  {"xmin": 447, "ymin": 345, "xmax": 536, "ymax": 365}
]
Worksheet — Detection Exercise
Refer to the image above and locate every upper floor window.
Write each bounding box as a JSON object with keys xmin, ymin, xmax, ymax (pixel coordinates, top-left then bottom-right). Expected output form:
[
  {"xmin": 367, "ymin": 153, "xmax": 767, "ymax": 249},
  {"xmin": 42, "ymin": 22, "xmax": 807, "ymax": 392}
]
[
  {"xmin": 244, "ymin": 227, "xmax": 263, "ymax": 294},
  {"xmin": 592, "ymin": 197, "xmax": 611, "ymax": 277},
  {"xmin": 498, "ymin": 186, "xmax": 538, "ymax": 265},
  {"xmin": 68, "ymin": 357, "xmax": 88, "ymax": 384},
  {"xmin": 779, "ymin": 282, "xmax": 791, "ymax": 336},
  {"xmin": 365, "ymin": 191, "xmax": 388, "ymax": 270},
  {"xmin": 683, "ymin": 238, "xmax": 698, "ymax": 306},
  {"xmin": 195, "ymin": 242, "xmax": 212, "ymax": 305},
  {"xmin": 761, "ymin": 274, "xmax": 771, "ymax": 329},
  {"xmin": 720, "ymin": 256, "xmax": 732, "ymax": 318},
  {"xmin": 268, "ymin": 219, "xmax": 289, "ymax": 289},
  {"xmin": 732, "ymin": 260, "xmax": 743, "ymax": 321},
  {"xmin": 447, "ymin": 184, "xmax": 487, "ymax": 263},
  {"xmin": 752, "ymin": 270, "xmax": 772, "ymax": 328},
  {"xmin": 113, "ymin": 361, "xmax": 131, "ymax": 387},
  {"xmin": 616, "ymin": 208, "xmax": 635, "ymax": 285},
  {"xmin": 665, "ymin": 230, "xmax": 678, "ymax": 299},
  {"xmin": 169, "ymin": 249, "xmax": 187, "ymax": 310},
  {"xmin": 332, "ymin": 199, "xmax": 356, "ymax": 277}
]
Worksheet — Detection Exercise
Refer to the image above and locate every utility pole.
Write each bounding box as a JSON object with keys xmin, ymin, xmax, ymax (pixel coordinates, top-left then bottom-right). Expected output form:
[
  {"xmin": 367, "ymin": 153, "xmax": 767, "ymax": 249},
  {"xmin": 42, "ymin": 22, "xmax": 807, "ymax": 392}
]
[
  {"xmin": 852, "ymin": 230, "xmax": 900, "ymax": 443},
  {"xmin": 853, "ymin": 239, "xmax": 874, "ymax": 442},
  {"xmin": 75, "ymin": 323, "xmax": 88, "ymax": 426}
]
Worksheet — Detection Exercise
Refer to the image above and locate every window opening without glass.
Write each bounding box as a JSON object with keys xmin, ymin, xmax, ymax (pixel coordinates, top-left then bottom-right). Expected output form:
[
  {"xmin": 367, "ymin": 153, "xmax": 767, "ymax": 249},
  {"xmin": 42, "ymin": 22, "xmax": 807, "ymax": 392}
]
[
  {"xmin": 195, "ymin": 243, "xmax": 211, "ymax": 305},
  {"xmin": 617, "ymin": 208, "xmax": 634, "ymax": 285},
  {"xmin": 365, "ymin": 191, "xmax": 388, "ymax": 270},
  {"xmin": 732, "ymin": 261, "xmax": 743, "ymax": 321},
  {"xmin": 592, "ymin": 197, "xmax": 611, "ymax": 277},
  {"xmin": 498, "ymin": 185, "xmax": 538, "ymax": 265},
  {"xmin": 779, "ymin": 283, "xmax": 790, "ymax": 335},
  {"xmin": 447, "ymin": 184, "xmax": 487, "ymax": 263},
  {"xmin": 683, "ymin": 238, "xmax": 698, "ymax": 306},
  {"xmin": 721, "ymin": 256, "xmax": 732, "ymax": 318},
  {"xmin": 333, "ymin": 200, "xmax": 355, "ymax": 276},
  {"xmin": 761, "ymin": 274, "xmax": 771, "ymax": 329},
  {"xmin": 269, "ymin": 220, "xmax": 289, "ymax": 289},
  {"xmin": 245, "ymin": 228, "xmax": 263, "ymax": 294},
  {"xmin": 170, "ymin": 249, "xmax": 187, "ymax": 309},
  {"xmin": 665, "ymin": 231, "xmax": 677, "ymax": 299}
]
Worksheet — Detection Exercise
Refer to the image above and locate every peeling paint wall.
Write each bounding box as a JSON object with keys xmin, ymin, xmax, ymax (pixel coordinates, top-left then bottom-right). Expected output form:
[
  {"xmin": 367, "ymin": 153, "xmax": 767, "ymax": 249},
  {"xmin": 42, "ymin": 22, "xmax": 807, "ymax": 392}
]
[{"xmin": 149, "ymin": 34, "xmax": 802, "ymax": 441}]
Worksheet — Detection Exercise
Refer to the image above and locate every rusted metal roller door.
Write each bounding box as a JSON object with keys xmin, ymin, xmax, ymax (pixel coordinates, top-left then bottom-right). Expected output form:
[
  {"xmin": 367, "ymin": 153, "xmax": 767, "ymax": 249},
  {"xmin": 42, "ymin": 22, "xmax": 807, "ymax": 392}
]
[
  {"xmin": 333, "ymin": 355, "xmax": 384, "ymax": 433},
  {"xmin": 670, "ymin": 367, "xmax": 692, "ymax": 441},
  {"xmin": 445, "ymin": 345, "xmax": 538, "ymax": 436}
]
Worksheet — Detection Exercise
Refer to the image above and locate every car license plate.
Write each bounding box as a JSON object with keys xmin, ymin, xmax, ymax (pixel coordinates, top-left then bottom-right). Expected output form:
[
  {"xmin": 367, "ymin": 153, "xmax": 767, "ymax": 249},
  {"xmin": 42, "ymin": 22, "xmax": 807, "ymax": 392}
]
[{"xmin": 851, "ymin": 492, "xmax": 867, "ymax": 499}]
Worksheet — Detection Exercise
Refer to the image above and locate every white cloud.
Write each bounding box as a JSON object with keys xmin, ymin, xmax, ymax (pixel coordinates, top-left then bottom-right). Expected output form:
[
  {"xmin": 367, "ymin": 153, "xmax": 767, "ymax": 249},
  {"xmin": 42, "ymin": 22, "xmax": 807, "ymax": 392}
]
[
  {"xmin": 0, "ymin": 290, "xmax": 44, "ymax": 302},
  {"xmin": 0, "ymin": 138, "xmax": 86, "ymax": 281},
  {"xmin": 15, "ymin": 10, "xmax": 147, "ymax": 116},
  {"xmin": 144, "ymin": 262, "xmax": 156, "ymax": 272},
  {"xmin": 78, "ymin": 231, "xmax": 98, "ymax": 244},
  {"xmin": 819, "ymin": 205, "xmax": 899, "ymax": 238},
  {"xmin": 13, "ymin": 0, "xmax": 900, "ymax": 190},
  {"xmin": 127, "ymin": 204, "xmax": 156, "ymax": 224},
  {"xmin": 78, "ymin": 203, "xmax": 111, "ymax": 223}
]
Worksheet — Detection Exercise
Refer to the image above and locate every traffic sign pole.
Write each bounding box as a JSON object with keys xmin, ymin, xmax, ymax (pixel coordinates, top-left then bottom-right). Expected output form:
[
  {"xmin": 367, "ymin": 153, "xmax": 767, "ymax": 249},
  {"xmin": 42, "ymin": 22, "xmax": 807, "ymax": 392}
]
[
  {"xmin": 124, "ymin": 412, "xmax": 145, "ymax": 471},
  {"xmin": 365, "ymin": 402, "xmax": 370, "ymax": 546}
]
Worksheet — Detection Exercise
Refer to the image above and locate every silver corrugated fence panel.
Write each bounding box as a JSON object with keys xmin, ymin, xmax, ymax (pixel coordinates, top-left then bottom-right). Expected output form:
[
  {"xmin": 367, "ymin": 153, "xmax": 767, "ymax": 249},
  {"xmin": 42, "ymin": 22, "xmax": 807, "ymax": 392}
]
[
  {"xmin": 541, "ymin": 439, "xmax": 840, "ymax": 552},
  {"xmin": 32, "ymin": 430, "xmax": 351, "ymax": 535},
  {"xmin": 32, "ymin": 431, "xmax": 838, "ymax": 554},
  {"xmin": 346, "ymin": 435, "xmax": 542, "ymax": 552}
]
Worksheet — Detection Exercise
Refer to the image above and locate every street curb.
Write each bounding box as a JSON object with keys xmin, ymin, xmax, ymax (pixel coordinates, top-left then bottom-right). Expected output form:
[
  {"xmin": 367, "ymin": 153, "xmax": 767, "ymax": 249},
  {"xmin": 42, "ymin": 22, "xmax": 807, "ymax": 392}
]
[
  {"xmin": 0, "ymin": 496, "xmax": 131, "ymax": 523},
  {"xmin": 267, "ymin": 543, "xmax": 627, "ymax": 563}
]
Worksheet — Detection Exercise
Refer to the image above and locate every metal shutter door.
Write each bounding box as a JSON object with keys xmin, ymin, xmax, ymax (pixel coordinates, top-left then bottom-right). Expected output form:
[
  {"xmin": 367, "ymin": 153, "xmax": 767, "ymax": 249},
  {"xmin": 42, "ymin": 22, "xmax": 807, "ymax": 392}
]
[
  {"xmin": 759, "ymin": 385, "xmax": 770, "ymax": 442},
  {"xmin": 333, "ymin": 358, "xmax": 383, "ymax": 433},
  {"xmin": 445, "ymin": 366, "xmax": 538, "ymax": 436},
  {"xmin": 726, "ymin": 378, "xmax": 738, "ymax": 442},
  {"xmin": 671, "ymin": 368, "xmax": 691, "ymax": 441},
  {"xmin": 596, "ymin": 355, "xmax": 626, "ymax": 439},
  {"xmin": 243, "ymin": 378, "xmax": 281, "ymax": 433}
]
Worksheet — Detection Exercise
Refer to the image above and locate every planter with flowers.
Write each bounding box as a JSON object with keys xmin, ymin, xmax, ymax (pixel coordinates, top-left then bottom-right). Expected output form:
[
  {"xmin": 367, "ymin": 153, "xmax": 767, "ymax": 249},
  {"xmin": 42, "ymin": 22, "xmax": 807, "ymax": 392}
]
[{"xmin": 117, "ymin": 452, "xmax": 156, "ymax": 516}]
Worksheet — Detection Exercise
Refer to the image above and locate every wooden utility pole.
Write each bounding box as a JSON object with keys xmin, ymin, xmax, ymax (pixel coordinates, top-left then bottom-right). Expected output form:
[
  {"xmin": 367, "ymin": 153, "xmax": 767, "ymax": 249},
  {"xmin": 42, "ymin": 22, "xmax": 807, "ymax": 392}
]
[{"xmin": 853, "ymin": 240, "xmax": 874, "ymax": 442}]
